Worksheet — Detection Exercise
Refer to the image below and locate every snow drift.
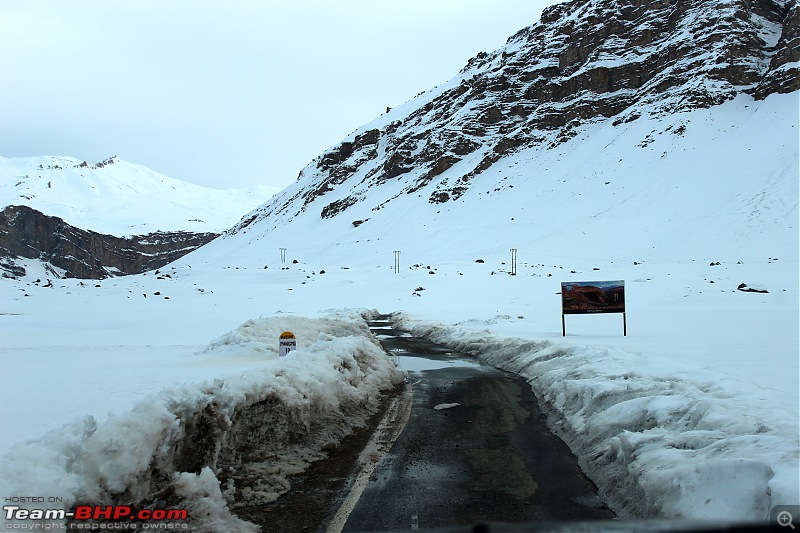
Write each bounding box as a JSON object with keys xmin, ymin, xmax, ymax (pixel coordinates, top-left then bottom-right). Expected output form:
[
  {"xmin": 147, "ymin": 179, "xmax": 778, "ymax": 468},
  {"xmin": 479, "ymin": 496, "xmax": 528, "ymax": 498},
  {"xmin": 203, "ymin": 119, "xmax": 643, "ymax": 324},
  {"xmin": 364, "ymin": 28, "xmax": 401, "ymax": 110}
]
[
  {"xmin": 0, "ymin": 314, "xmax": 403, "ymax": 531},
  {"xmin": 397, "ymin": 313, "xmax": 799, "ymax": 521}
]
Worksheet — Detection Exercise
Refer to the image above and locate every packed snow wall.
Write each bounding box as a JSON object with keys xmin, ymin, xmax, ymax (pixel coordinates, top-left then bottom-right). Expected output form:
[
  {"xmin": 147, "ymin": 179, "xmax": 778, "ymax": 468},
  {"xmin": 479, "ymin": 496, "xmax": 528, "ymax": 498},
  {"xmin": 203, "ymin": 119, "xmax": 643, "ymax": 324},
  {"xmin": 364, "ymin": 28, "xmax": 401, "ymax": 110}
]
[
  {"xmin": 0, "ymin": 313, "xmax": 404, "ymax": 531},
  {"xmin": 398, "ymin": 314, "xmax": 799, "ymax": 522}
]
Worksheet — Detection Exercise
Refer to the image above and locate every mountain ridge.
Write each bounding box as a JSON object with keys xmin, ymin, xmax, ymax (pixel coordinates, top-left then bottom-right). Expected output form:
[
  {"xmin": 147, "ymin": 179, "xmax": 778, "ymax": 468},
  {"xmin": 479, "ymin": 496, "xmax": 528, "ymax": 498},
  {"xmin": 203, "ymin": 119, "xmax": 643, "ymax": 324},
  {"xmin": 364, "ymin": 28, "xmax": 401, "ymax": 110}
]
[
  {"xmin": 201, "ymin": 0, "xmax": 797, "ymax": 270},
  {"xmin": 0, "ymin": 155, "xmax": 278, "ymax": 236},
  {"xmin": 0, "ymin": 155, "xmax": 278, "ymax": 279},
  {"xmin": 0, "ymin": 205, "xmax": 218, "ymax": 280},
  {"xmin": 227, "ymin": 0, "xmax": 798, "ymax": 244}
]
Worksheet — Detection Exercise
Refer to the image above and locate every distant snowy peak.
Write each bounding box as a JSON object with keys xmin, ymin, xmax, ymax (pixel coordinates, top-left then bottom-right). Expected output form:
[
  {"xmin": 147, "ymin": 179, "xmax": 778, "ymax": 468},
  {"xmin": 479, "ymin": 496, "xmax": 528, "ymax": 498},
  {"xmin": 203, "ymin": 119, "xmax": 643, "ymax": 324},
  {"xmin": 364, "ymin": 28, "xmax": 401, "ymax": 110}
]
[
  {"xmin": 0, "ymin": 155, "xmax": 279, "ymax": 236},
  {"xmin": 0, "ymin": 155, "xmax": 282, "ymax": 279},
  {"xmin": 231, "ymin": 0, "xmax": 798, "ymax": 234}
]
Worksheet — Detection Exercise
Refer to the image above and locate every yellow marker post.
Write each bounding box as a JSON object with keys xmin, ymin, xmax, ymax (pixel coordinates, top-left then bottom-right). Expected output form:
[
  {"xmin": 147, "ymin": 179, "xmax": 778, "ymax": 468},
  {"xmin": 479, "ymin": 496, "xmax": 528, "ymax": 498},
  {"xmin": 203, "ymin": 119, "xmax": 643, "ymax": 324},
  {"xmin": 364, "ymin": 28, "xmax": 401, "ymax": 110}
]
[{"xmin": 279, "ymin": 331, "xmax": 297, "ymax": 357}]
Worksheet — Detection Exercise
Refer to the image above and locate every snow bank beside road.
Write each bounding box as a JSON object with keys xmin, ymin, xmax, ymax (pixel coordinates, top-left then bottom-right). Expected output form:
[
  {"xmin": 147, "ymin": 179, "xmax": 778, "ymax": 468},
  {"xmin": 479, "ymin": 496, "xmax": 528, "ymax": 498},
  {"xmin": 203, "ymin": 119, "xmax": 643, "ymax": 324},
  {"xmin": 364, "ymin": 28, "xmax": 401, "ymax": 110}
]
[
  {"xmin": 0, "ymin": 314, "xmax": 403, "ymax": 531},
  {"xmin": 398, "ymin": 314, "xmax": 799, "ymax": 522},
  {"xmin": 201, "ymin": 312, "xmax": 376, "ymax": 359}
]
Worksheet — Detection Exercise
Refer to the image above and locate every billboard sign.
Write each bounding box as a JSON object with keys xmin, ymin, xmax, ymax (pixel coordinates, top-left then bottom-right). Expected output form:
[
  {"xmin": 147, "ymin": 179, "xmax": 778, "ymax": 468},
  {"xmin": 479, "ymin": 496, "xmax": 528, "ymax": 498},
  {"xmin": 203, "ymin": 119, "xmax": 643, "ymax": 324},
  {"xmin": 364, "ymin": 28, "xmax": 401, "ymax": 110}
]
[{"xmin": 561, "ymin": 280, "xmax": 625, "ymax": 315}]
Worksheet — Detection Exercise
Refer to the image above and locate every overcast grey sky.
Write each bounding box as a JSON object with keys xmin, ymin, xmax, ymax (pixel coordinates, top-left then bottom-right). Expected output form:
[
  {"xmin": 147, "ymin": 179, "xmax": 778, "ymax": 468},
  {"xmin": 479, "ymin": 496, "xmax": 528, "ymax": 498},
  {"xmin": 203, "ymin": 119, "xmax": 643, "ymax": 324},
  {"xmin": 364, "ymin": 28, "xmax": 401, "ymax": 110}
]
[{"xmin": 0, "ymin": 1, "xmax": 561, "ymax": 190}]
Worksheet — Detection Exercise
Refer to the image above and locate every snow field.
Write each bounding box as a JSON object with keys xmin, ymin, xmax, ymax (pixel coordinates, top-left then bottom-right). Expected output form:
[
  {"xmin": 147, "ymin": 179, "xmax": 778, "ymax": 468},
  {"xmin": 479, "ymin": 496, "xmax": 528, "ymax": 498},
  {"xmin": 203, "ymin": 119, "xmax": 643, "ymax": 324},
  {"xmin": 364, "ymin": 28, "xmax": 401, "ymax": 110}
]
[{"xmin": 1, "ymin": 251, "xmax": 796, "ymax": 526}]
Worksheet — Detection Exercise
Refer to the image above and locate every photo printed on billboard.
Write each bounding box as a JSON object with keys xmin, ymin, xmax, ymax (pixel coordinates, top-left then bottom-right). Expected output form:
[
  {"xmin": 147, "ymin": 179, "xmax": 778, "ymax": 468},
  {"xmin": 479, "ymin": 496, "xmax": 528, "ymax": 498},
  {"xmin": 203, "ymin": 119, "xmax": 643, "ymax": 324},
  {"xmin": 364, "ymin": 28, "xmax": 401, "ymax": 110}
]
[{"xmin": 561, "ymin": 280, "xmax": 625, "ymax": 314}]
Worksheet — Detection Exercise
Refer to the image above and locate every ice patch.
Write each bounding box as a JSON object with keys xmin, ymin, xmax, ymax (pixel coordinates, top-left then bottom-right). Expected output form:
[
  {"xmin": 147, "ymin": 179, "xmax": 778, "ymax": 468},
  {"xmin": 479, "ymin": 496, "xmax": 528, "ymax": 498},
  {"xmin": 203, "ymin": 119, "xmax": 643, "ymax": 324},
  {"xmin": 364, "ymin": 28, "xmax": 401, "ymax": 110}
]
[{"xmin": 396, "ymin": 356, "xmax": 482, "ymax": 372}]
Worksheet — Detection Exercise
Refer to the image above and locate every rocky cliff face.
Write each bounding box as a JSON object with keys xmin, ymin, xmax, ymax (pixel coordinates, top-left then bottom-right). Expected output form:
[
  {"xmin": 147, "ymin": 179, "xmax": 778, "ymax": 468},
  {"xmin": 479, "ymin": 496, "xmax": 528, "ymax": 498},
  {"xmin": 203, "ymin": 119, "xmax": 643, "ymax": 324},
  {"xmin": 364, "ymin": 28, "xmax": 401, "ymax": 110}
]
[
  {"xmin": 0, "ymin": 205, "xmax": 218, "ymax": 279},
  {"xmin": 232, "ymin": 0, "xmax": 798, "ymax": 234}
]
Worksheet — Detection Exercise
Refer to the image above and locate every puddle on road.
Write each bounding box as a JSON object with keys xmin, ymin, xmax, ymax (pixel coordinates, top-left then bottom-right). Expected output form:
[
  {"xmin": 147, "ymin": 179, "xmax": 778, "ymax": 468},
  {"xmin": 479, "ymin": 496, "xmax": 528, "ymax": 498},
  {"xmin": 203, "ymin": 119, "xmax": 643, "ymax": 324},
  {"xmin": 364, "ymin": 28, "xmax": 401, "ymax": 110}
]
[
  {"xmin": 374, "ymin": 327, "xmax": 482, "ymax": 372},
  {"xmin": 395, "ymin": 355, "xmax": 482, "ymax": 372}
]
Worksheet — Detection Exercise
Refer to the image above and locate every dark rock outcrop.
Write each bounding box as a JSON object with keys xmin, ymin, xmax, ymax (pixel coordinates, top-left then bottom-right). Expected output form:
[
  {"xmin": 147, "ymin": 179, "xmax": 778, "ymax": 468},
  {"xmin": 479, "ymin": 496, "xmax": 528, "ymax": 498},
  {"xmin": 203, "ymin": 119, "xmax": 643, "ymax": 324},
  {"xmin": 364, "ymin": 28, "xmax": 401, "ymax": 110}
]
[
  {"xmin": 752, "ymin": 0, "xmax": 800, "ymax": 97},
  {"xmin": 0, "ymin": 205, "xmax": 218, "ymax": 279}
]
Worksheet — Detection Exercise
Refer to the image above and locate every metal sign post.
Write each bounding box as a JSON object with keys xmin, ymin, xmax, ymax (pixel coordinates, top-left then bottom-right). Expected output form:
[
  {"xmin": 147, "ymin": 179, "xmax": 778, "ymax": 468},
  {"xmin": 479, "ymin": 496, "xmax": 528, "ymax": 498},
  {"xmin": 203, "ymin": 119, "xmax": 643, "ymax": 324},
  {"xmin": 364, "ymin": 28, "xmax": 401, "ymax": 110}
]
[{"xmin": 561, "ymin": 280, "xmax": 626, "ymax": 336}]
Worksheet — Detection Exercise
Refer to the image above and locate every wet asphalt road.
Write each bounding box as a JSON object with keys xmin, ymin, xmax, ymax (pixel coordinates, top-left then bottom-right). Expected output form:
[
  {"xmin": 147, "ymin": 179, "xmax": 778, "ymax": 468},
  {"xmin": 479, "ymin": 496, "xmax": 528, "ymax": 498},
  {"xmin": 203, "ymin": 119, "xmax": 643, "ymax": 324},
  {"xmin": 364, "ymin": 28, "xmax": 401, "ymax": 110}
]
[{"xmin": 340, "ymin": 317, "xmax": 615, "ymax": 532}]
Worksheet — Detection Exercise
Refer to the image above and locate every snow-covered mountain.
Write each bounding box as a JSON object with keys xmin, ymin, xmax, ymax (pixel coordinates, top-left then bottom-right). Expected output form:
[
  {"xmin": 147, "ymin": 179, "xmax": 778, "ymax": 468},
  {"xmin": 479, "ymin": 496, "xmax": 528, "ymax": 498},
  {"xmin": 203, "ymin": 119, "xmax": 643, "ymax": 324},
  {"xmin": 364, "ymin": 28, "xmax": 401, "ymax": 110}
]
[
  {"xmin": 0, "ymin": 155, "xmax": 279, "ymax": 279},
  {"xmin": 189, "ymin": 0, "xmax": 797, "ymax": 269},
  {"xmin": 0, "ymin": 155, "xmax": 277, "ymax": 235}
]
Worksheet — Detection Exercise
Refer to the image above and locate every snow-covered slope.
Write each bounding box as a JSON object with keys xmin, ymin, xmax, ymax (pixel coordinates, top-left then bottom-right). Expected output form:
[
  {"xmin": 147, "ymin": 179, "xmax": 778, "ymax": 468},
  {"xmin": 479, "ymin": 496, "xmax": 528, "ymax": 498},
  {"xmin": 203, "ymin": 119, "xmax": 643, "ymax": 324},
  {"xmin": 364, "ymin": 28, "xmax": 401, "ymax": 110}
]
[
  {"xmin": 190, "ymin": 92, "xmax": 797, "ymax": 268},
  {"xmin": 226, "ymin": 0, "xmax": 797, "ymax": 245},
  {"xmin": 0, "ymin": 155, "xmax": 279, "ymax": 236}
]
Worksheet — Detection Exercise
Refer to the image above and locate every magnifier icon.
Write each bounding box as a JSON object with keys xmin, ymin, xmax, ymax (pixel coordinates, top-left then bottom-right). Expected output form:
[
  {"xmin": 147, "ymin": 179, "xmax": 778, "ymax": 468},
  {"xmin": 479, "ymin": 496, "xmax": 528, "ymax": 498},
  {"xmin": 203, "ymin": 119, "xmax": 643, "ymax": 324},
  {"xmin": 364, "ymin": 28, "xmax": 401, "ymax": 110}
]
[{"xmin": 778, "ymin": 511, "xmax": 795, "ymax": 529}]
